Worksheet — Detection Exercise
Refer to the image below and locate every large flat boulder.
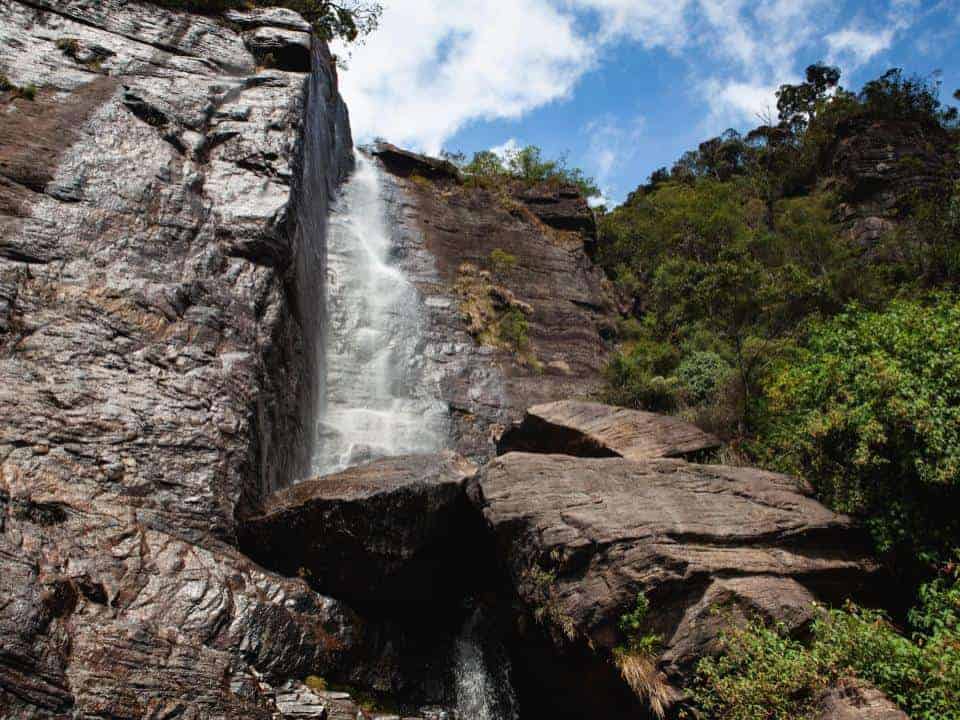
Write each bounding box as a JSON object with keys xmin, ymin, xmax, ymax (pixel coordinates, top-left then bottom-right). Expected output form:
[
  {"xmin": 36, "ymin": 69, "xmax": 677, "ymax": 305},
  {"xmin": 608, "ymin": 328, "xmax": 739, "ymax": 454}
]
[
  {"xmin": 239, "ymin": 453, "xmax": 479, "ymax": 613},
  {"xmin": 469, "ymin": 453, "xmax": 878, "ymax": 717},
  {"xmin": 498, "ymin": 400, "xmax": 720, "ymax": 460}
]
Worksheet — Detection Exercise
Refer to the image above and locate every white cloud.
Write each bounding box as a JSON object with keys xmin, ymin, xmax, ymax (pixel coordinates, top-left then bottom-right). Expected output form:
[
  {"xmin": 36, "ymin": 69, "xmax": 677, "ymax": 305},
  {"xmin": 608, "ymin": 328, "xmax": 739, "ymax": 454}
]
[
  {"xmin": 335, "ymin": 0, "xmax": 592, "ymax": 154},
  {"xmin": 702, "ymin": 78, "xmax": 780, "ymax": 129},
  {"xmin": 583, "ymin": 113, "xmax": 645, "ymax": 199},
  {"xmin": 335, "ymin": 0, "xmax": 924, "ymax": 155},
  {"xmin": 490, "ymin": 138, "xmax": 521, "ymax": 162},
  {"xmin": 826, "ymin": 28, "xmax": 896, "ymax": 68}
]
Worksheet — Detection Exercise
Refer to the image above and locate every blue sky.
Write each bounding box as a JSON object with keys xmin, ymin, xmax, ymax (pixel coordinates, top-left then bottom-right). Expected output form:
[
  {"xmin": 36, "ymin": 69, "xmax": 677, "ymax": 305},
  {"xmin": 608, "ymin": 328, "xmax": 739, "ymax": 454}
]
[{"xmin": 335, "ymin": 0, "xmax": 960, "ymax": 206}]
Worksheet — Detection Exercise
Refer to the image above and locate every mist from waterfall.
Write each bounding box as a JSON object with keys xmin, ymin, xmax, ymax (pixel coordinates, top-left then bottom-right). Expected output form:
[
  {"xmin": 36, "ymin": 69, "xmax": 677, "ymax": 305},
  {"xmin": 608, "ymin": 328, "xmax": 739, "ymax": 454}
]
[{"xmin": 311, "ymin": 152, "xmax": 450, "ymax": 477}]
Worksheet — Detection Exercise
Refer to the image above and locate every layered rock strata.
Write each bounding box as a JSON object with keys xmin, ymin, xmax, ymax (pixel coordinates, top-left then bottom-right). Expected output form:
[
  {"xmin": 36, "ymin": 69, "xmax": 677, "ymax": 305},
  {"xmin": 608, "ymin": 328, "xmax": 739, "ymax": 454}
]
[{"xmin": 0, "ymin": 1, "xmax": 356, "ymax": 716}]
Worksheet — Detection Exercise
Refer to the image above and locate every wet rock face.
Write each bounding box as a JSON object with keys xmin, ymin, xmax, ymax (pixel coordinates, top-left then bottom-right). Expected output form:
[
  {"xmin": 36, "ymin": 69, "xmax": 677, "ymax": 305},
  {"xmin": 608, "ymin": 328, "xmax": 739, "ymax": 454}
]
[
  {"xmin": 372, "ymin": 148, "xmax": 617, "ymax": 464},
  {"xmin": 470, "ymin": 452, "xmax": 879, "ymax": 717},
  {"xmin": 498, "ymin": 400, "xmax": 720, "ymax": 460},
  {"xmin": 0, "ymin": 1, "xmax": 355, "ymax": 716}
]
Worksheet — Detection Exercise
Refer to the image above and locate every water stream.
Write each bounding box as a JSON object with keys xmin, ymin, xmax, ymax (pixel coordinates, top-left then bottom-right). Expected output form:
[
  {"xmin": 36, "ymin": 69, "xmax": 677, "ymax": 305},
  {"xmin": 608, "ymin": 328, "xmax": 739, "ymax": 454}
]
[
  {"xmin": 312, "ymin": 152, "xmax": 450, "ymax": 477},
  {"xmin": 313, "ymin": 152, "xmax": 517, "ymax": 719},
  {"xmin": 453, "ymin": 609, "xmax": 520, "ymax": 720}
]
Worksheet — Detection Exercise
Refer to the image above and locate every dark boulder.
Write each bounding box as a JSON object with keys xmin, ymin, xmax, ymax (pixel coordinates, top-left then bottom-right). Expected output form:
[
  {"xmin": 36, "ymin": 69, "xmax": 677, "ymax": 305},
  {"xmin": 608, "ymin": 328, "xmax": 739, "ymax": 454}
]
[
  {"xmin": 239, "ymin": 453, "xmax": 480, "ymax": 617},
  {"xmin": 372, "ymin": 142, "xmax": 462, "ymax": 181},
  {"xmin": 498, "ymin": 400, "xmax": 720, "ymax": 460}
]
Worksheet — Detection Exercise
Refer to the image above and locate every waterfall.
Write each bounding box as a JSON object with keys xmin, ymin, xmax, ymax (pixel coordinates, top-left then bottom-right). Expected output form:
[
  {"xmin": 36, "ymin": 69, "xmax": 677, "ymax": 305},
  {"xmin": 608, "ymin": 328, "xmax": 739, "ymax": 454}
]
[
  {"xmin": 453, "ymin": 609, "xmax": 519, "ymax": 720},
  {"xmin": 312, "ymin": 152, "xmax": 450, "ymax": 477}
]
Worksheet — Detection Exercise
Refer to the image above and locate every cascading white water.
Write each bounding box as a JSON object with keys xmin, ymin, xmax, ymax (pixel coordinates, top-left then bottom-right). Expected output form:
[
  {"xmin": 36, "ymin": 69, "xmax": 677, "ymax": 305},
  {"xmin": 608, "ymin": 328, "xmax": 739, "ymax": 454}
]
[
  {"xmin": 312, "ymin": 152, "xmax": 450, "ymax": 477},
  {"xmin": 453, "ymin": 609, "xmax": 519, "ymax": 720}
]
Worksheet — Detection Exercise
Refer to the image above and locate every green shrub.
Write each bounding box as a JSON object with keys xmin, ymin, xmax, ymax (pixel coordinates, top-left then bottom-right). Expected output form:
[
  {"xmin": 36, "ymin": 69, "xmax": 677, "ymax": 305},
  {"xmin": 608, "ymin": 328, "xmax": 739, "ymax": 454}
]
[
  {"xmin": 617, "ymin": 592, "xmax": 660, "ymax": 656},
  {"xmin": 695, "ymin": 559, "xmax": 960, "ymax": 720},
  {"xmin": 676, "ymin": 351, "xmax": 732, "ymax": 405},
  {"xmin": 758, "ymin": 295, "xmax": 960, "ymax": 560},
  {"xmin": 498, "ymin": 308, "xmax": 529, "ymax": 352},
  {"xmin": 602, "ymin": 347, "xmax": 680, "ymax": 413},
  {"xmin": 489, "ymin": 248, "xmax": 518, "ymax": 278},
  {"xmin": 695, "ymin": 620, "xmax": 825, "ymax": 720},
  {"xmin": 450, "ymin": 145, "xmax": 599, "ymax": 199}
]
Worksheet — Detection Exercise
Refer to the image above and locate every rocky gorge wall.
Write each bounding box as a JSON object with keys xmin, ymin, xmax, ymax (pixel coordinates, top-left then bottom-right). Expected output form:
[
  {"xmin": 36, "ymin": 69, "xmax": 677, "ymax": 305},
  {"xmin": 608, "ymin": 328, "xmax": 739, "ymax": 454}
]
[
  {"xmin": 0, "ymin": 1, "xmax": 360, "ymax": 716},
  {"xmin": 0, "ymin": 3, "xmax": 912, "ymax": 718}
]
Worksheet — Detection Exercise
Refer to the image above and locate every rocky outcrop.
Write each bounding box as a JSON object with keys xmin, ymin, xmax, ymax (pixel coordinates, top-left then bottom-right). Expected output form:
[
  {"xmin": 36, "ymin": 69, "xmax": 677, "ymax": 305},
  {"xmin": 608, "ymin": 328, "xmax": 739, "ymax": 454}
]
[
  {"xmin": 372, "ymin": 147, "xmax": 617, "ymax": 464},
  {"xmin": 469, "ymin": 452, "xmax": 879, "ymax": 717},
  {"xmin": 515, "ymin": 182, "xmax": 596, "ymax": 234},
  {"xmin": 373, "ymin": 142, "xmax": 461, "ymax": 181},
  {"xmin": 830, "ymin": 117, "xmax": 958, "ymax": 249},
  {"xmin": 0, "ymin": 1, "xmax": 355, "ymax": 716},
  {"xmin": 816, "ymin": 680, "xmax": 910, "ymax": 720},
  {"xmin": 498, "ymin": 400, "xmax": 720, "ymax": 460},
  {"xmin": 240, "ymin": 453, "xmax": 478, "ymax": 612}
]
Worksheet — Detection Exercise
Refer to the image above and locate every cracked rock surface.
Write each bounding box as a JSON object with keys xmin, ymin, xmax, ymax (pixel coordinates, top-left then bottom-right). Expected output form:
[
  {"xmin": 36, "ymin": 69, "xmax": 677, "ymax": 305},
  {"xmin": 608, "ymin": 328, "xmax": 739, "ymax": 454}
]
[
  {"xmin": 0, "ymin": 1, "xmax": 356, "ymax": 716},
  {"xmin": 469, "ymin": 452, "xmax": 880, "ymax": 717}
]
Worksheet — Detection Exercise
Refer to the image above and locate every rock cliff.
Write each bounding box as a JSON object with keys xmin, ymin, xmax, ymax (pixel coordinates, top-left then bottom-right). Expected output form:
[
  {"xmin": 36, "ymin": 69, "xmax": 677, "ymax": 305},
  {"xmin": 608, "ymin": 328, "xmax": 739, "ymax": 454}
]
[
  {"xmin": 371, "ymin": 143, "xmax": 617, "ymax": 463},
  {"xmin": 0, "ymin": 1, "xmax": 357, "ymax": 716},
  {"xmin": 0, "ymin": 3, "xmax": 912, "ymax": 719}
]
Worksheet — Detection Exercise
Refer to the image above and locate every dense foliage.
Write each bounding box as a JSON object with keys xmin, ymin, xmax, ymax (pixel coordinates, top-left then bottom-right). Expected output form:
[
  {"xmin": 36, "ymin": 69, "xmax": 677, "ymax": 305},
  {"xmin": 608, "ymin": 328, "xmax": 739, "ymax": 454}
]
[
  {"xmin": 598, "ymin": 64, "xmax": 960, "ymax": 553},
  {"xmin": 758, "ymin": 296, "xmax": 960, "ymax": 564},
  {"xmin": 694, "ymin": 557, "xmax": 960, "ymax": 720},
  {"xmin": 599, "ymin": 65, "xmax": 960, "ymax": 714}
]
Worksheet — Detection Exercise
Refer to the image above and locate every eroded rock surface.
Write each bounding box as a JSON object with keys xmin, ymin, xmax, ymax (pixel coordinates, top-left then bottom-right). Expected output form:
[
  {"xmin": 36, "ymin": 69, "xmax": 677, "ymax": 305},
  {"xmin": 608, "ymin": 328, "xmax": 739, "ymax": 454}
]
[
  {"xmin": 831, "ymin": 117, "xmax": 958, "ymax": 252},
  {"xmin": 469, "ymin": 453, "xmax": 879, "ymax": 717},
  {"xmin": 371, "ymin": 146, "xmax": 617, "ymax": 464},
  {"xmin": 498, "ymin": 400, "xmax": 720, "ymax": 460},
  {"xmin": 0, "ymin": 1, "xmax": 355, "ymax": 716}
]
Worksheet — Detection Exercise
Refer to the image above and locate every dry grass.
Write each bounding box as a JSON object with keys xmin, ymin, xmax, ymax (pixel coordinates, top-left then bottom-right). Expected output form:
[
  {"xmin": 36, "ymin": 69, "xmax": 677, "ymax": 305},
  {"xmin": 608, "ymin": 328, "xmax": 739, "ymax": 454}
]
[{"xmin": 613, "ymin": 647, "xmax": 680, "ymax": 719}]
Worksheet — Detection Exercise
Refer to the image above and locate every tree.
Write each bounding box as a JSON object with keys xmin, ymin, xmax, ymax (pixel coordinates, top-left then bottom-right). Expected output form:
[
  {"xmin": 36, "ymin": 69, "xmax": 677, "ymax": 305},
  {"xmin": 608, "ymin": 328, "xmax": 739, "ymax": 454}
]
[
  {"xmin": 776, "ymin": 62, "xmax": 841, "ymax": 125},
  {"xmin": 279, "ymin": 0, "xmax": 382, "ymax": 42}
]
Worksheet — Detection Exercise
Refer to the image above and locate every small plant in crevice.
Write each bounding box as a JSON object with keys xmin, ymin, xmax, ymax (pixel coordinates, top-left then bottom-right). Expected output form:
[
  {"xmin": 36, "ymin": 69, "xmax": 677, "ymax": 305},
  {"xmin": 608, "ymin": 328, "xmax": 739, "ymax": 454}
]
[
  {"xmin": 613, "ymin": 591, "xmax": 678, "ymax": 719},
  {"xmin": 498, "ymin": 308, "xmax": 529, "ymax": 352},
  {"xmin": 521, "ymin": 562, "xmax": 577, "ymax": 643},
  {"xmin": 0, "ymin": 74, "xmax": 37, "ymax": 101},
  {"xmin": 489, "ymin": 247, "xmax": 518, "ymax": 280},
  {"xmin": 454, "ymin": 262, "xmax": 541, "ymax": 368},
  {"xmin": 304, "ymin": 675, "xmax": 328, "ymax": 692},
  {"xmin": 55, "ymin": 37, "xmax": 81, "ymax": 55}
]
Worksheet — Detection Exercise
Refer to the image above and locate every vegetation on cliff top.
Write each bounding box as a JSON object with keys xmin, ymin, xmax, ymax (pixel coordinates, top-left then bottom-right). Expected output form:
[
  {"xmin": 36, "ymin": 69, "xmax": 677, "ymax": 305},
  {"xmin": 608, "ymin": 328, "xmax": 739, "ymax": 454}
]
[
  {"xmin": 443, "ymin": 143, "xmax": 601, "ymax": 199},
  {"xmin": 598, "ymin": 63, "xmax": 960, "ymax": 717}
]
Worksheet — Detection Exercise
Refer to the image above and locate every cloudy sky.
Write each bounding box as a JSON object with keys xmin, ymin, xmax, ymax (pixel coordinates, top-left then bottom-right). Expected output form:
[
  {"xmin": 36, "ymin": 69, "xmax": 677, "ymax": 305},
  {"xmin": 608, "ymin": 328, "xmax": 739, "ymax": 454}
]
[{"xmin": 334, "ymin": 0, "xmax": 960, "ymax": 205}]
